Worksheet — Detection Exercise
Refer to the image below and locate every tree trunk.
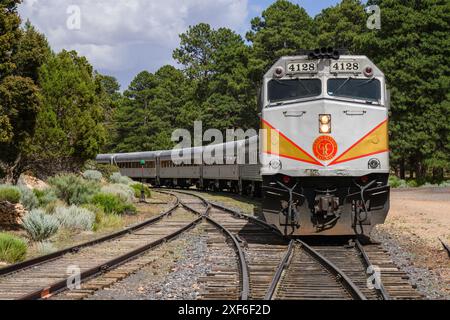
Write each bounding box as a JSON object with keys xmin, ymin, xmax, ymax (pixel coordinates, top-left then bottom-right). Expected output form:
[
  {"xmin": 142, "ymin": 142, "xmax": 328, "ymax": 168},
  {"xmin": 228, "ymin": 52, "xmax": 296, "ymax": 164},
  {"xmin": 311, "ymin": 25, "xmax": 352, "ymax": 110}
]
[
  {"xmin": 1, "ymin": 154, "xmax": 23, "ymax": 185},
  {"xmin": 432, "ymin": 168, "xmax": 444, "ymax": 181},
  {"xmin": 400, "ymin": 159, "xmax": 406, "ymax": 179},
  {"xmin": 415, "ymin": 162, "xmax": 423, "ymax": 180}
]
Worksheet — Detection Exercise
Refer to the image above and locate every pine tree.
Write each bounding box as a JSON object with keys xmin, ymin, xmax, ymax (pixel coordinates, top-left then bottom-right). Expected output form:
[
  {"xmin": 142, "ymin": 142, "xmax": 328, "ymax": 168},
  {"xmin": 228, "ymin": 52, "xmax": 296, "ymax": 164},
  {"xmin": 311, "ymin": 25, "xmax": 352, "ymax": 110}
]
[
  {"xmin": 30, "ymin": 50, "xmax": 107, "ymax": 168},
  {"xmin": 246, "ymin": 0, "xmax": 316, "ymax": 82},
  {"xmin": 0, "ymin": 1, "xmax": 42, "ymax": 183},
  {"xmin": 361, "ymin": 0, "xmax": 450, "ymax": 179}
]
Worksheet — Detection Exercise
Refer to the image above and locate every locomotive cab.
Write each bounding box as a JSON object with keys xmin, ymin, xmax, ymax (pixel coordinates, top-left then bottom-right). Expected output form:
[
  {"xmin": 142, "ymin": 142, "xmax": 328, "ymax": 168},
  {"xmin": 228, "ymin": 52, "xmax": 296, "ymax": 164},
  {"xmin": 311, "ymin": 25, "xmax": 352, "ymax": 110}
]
[{"xmin": 260, "ymin": 49, "xmax": 390, "ymax": 236}]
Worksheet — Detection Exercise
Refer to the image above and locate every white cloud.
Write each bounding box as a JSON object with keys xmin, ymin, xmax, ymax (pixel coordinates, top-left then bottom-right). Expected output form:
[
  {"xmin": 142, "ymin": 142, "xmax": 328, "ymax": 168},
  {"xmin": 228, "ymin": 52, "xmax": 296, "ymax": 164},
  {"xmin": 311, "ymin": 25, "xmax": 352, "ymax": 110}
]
[{"xmin": 19, "ymin": 0, "xmax": 249, "ymax": 88}]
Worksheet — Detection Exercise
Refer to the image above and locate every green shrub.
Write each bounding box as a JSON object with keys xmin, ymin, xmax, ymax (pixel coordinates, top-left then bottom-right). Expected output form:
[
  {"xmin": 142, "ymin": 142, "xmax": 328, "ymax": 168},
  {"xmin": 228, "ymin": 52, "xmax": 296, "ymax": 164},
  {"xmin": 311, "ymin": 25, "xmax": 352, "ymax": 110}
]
[
  {"xmin": 90, "ymin": 193, "xmax": 136, "ymax": 215},
  {"xmin": 130, "ymin": 183, "xmax": 151, "ymax": 198},
  {"xmin": 48, "ymin": 174, "xmax": 100, "ymax": 205},
  {"xmin": 0, "ymin": 233, "xmax": 27, "ymax": 263},
  {"xmin": 55, "ymin": 205, "xmax": 95, "ymax": 231},
  {"xmin": 23, "ymin": 209, "xmax": 60, "ymax": 241},
  {"xmin": 34, "ymin": 188, "xmax": 58, "ymax": 207},
  {"xmin": 83, "ymin": 160, "xmax": 119, "ymax": 178},
  {"xmin": 97, "ymin": 164, "xmax": 120, "ymax": 179},
  {"xmin": 93, "ymin": 212, "xmax": 123, "ymax": 232},
  {"xmin": 101, "ymin": 184, "xmax": 135, "ymax": 202},
  {"xmin": 406, "ymin": 180, "xmax": 418, "ymax": 188},
  {"xmin": 82, "ymin": 170, "xmax": 103, "ymax": 181},
  {"xmin": 18, "ymin": 186, "xmax": 39, "ymax": 210},
  {"xmin": 0, "ymin": 185, "xmax": 21, "ymax": 203},
  {"xmin": 389, "ymin": 176, "xmax": 407, "ymax": 188},
  {"xmin": 84, "ymin": 204, "xmax": 106, "ymax": 229},
  {"xmin": 109, "ymin": 172, "xmax": 133, "ymax": 185}
]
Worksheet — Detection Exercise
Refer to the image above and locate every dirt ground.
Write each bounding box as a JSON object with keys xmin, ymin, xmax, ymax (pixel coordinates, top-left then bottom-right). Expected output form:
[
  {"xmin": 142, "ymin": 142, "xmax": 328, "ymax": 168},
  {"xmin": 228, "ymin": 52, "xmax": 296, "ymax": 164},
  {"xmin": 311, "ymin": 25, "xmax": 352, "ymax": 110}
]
[{"xmin": 373, "ymin": 188, "xmax": 450, "ymax": 299}]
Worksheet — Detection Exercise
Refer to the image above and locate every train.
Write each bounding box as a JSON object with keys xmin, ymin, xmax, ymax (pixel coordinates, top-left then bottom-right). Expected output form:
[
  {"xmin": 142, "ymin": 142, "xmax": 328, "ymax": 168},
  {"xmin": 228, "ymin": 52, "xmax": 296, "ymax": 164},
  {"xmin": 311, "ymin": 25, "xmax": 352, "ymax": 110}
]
[{"xmin": 97, "ymin": 49, "xmax": 390, "ymax": 237}]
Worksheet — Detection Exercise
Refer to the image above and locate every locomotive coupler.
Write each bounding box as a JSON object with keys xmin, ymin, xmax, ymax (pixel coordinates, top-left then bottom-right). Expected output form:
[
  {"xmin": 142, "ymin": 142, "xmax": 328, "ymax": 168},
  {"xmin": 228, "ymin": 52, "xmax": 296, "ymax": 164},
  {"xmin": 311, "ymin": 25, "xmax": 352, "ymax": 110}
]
[{"xmin": 314, "ymin": 191, "xmax": 341, "ymax": 217}]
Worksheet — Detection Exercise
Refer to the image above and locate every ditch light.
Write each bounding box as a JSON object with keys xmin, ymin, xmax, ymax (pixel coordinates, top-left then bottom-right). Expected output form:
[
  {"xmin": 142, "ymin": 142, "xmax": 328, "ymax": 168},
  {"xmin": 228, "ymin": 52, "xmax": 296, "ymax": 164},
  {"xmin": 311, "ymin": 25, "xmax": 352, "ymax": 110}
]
[{"xmin": 319, "ymin": 114, "xmax": 331, "ymax": 134}]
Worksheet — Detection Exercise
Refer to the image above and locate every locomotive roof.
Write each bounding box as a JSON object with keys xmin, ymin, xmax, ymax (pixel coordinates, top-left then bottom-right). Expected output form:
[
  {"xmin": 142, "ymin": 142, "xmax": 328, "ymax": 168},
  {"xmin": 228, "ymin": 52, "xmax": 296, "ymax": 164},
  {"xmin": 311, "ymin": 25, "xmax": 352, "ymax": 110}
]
[{"xmin": 265, "ymin": 55, "xmax": 385, "ymax": 79}]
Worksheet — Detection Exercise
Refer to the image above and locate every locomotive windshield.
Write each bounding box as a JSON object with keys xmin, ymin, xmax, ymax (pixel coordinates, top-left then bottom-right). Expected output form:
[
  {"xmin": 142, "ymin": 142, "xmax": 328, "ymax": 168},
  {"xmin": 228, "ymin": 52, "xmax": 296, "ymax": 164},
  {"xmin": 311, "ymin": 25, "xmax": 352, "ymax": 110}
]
[
  {"xmin": 328, "ymin": 78, "xmax": 381, "ymax": 102},
  {"xmin": 268, "ymin": 79, "xmax": 322, "ymax": 104}
]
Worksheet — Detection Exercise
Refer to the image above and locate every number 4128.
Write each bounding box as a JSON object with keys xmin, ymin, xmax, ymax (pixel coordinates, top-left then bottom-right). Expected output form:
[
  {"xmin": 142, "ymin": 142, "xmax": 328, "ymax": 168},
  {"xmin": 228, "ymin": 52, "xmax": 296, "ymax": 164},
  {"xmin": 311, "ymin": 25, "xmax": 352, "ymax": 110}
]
[{"xmin": 332, "ymin": 62, "xmax": 359, "ymax": 71}]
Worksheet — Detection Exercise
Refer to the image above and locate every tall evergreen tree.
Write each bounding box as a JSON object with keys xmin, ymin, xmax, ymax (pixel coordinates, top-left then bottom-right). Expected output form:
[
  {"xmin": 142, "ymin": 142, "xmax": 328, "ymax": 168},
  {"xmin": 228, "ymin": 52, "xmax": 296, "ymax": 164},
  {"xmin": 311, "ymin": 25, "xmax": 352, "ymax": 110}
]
[
  {"xmin": 30, "ymin": 50, "xmax": 107, "ymax": 168},
  {"xmin": 174, "ymin": 24, "xmax": 257, "ymax": 131},
  {"xmin": 246, "ymin": 0, "xmax": 316, "ymax": 82},
  {"xmin": 112, "ymin": 70, "xmax": 172, "ymax": 152},
  {"xmin": 361, "ymin": 0, "xmax": 450, "ymax": 179},
  {"xmin": 0, "ymin": 0, "xmax": 42, "ymax": 183},
  {"xmin": 314, "ymin": 0, "xmax": 367, "ymax": 52},
  {"xmin": 0, "ymin": 76, "xmax": 40, "ymax": 182},
  {"xmin": 13, "ymin": 20, "xmax": 52, "ymax": 81},
  {"xmin": 0, "ymin": 0, "xmax": 22, "ymax": 79}
]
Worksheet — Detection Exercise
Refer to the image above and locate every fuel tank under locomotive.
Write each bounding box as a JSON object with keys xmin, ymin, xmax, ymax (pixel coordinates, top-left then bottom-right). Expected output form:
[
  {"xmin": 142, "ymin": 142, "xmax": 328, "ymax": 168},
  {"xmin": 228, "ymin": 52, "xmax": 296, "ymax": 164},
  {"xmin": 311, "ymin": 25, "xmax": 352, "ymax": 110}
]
[{"xmin": 261, "ymin": 173, "xmax": 390, "ymax": 236}]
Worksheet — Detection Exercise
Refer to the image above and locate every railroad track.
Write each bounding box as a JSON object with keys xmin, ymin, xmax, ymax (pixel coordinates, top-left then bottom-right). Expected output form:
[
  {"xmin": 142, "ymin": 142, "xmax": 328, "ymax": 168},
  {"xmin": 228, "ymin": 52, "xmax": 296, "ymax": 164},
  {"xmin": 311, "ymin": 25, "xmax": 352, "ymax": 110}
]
[
  {"xmin": 0, "ymin": 187, "xmax": 422, "ymax": 300},
  {"xmin": 0, "ymin": 192, "xmax": 202, "ymax": 300},
  {"xmin": 166, "ymin": 190, "xmax": 364, "ymax": 300},
  {"xmin": 163, "ymin": 189, "xmax": 422, "ymax": 300}
]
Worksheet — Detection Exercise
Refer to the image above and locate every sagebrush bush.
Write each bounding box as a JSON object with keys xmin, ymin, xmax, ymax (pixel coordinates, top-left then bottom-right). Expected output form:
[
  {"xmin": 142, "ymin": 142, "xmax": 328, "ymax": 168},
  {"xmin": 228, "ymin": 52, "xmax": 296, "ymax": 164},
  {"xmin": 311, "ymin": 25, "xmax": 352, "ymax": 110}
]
[
  {"xmin": 101, "ymin": 184, "xmax": 135, "ymax": 203},
  {"xmin": 18, "ymin": 186, "xmax": 39, "ymax": 210},
  {"xmin": 0, "ymin": 185, "xmax": 21, "ymax": 203},
  {"xmin": 130, "ymin": 183, "xmax": 151, "ymax": 198},
  {"xmin": 48, "ymin": 174, "xmax": 100, "ymax": 205},
  {"xmin": 90, "ymin": 193, "xmax": 136, "ymax": 215},
  {"xmin": 34, "ymin": 188, "xmax": 59, "ymax": 207},
  {"xmin": 23, "ymin": 209, "xmax": 60, "ymax": 241},
  {"xmin": 43, "ymin": 200, "xmax": 66, "ymax": 214},
  {"xmin": 35, "ymin": 241, "xmax": 57, "ymax": 255},
  {"xmin": 109, "ymin": 172, "xmax": 133, "ymax": 185},
  {"xmin": 55, "ymin": 205, "xmax": 95, "ymax": 231},
  {"xmin": 82, "ymin": 170, "xmax": 103, "ymax": 181},
  {"xmin": 0, "ymin": 233, "xmax": 27, "ymax": 263},
  {"xmin": 440, "ymin": 181, "xmax": 450, "ymax": 187}
]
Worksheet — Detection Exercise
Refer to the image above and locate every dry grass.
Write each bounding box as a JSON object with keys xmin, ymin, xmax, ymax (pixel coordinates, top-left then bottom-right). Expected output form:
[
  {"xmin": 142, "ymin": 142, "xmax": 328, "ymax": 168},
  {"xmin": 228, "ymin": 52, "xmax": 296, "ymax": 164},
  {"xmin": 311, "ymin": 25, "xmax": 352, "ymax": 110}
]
[{"xmin": 189, "ymin": 191, "xmax": 261, "ymax": 216}]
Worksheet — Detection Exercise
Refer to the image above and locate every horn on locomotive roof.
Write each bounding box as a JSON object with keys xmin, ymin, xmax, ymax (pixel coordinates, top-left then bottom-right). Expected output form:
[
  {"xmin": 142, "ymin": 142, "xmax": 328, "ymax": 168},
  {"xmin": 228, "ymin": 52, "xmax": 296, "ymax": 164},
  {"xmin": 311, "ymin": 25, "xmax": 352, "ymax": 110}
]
[{"xmin": 308, "ymin": 48, "xmax": 341, "ymax": 60}]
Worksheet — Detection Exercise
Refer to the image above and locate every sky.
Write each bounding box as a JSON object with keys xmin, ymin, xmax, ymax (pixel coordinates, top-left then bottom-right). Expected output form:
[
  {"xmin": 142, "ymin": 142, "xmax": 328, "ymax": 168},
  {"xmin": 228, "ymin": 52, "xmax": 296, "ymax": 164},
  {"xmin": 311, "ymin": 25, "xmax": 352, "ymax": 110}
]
[{"xmin": 19, "ymin": 0, "xmax": 341, "ymax": 89}]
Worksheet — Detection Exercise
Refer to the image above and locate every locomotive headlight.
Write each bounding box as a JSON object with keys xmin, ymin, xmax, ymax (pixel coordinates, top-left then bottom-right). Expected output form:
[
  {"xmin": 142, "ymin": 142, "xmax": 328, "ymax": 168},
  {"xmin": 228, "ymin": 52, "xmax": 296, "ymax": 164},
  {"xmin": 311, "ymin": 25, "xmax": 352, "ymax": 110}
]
[
  {"xmin": 320, "ymin": 115, "xmax": 331, "ymax": 124},
  {"xmin": 319, "ymin": 114, "xmax": 331, "ymax": 133},
  {"xmin": 320, "ymin": 124, "xmax": 331, "ymax": 133}
]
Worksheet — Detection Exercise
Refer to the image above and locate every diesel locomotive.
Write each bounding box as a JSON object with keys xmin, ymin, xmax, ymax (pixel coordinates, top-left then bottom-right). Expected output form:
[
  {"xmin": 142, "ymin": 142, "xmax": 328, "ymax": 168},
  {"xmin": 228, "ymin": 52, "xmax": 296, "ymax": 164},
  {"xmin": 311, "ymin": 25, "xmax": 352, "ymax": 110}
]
[{"xmin": 97, "ymin": 49, "xmax": 390, "ymax": 237}]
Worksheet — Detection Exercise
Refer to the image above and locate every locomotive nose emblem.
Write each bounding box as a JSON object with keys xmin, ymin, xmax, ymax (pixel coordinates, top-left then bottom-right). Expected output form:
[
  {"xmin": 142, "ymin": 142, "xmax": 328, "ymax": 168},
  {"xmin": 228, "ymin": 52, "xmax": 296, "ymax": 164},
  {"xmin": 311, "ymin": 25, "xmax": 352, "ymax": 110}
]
[{"xmin": 313, "ymin": 136, "xmax": 338, "ymax": 161}]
